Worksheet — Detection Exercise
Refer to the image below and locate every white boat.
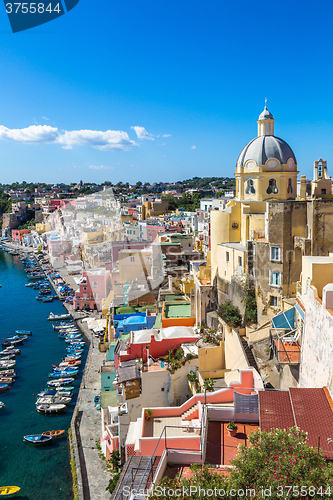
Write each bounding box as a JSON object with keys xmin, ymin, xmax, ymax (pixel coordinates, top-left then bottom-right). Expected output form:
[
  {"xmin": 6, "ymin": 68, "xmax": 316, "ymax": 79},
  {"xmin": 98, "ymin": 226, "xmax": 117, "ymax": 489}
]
[
  {"xmin": 47, "ymin": 312, "xmax": 71, "ymax": 321},
  {"xmin": 0, "ymin": 401, "xmax": 5, "ymax": 410},
  {"xmin": 36, "ymin": 403, "xmax": 67, "ymax": 414},
  {"xmin": 0, "ymin": 361, "xmax": 16, "ymax": 370},
  {"xmin": 36, "ymin": 395, "xmax": 72, "ymax": 405}
]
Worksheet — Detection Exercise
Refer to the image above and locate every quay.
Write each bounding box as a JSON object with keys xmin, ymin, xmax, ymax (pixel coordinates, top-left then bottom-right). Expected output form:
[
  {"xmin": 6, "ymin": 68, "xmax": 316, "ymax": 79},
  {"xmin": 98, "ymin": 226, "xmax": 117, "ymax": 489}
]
[{"xmin": 2, "ymin": 241, "xmax": 112, "ymax": 500}]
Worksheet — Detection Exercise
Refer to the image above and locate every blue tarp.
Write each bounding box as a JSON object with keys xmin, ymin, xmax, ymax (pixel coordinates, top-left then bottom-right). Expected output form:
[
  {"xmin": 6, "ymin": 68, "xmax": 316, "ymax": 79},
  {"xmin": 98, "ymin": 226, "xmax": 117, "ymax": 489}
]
[{"xmin": 272, "ymin": 307, "xmax": 295, "ymax": 330}]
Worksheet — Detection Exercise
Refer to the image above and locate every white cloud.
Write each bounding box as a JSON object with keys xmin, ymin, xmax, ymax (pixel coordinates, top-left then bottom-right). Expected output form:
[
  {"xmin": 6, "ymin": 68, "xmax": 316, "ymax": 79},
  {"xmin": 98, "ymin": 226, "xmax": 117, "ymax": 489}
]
[
  {"xmin": 162, "ymin": 134, "xmax": 171, "ymax": 138},
  {"xmin": 88, "ymin": 165, "xmax": 114, "ymax": 170},
  {"xmin": 59, "ymin": 129, "xmax": 135, "ymax": 151},
  {"xmin": 191, "ymin": 145, "xmax": 197, "ymax": 150},
  {"xmin": 0, "ymin": 125, "xmax": 59, "ymax": 143},
  {"xmin": 0, "ymin": 124, "xmax": 136, "ymax": 151},
  {"xmin": 131, "ymin": 126, "xmax": 154, "ymax": 141}
]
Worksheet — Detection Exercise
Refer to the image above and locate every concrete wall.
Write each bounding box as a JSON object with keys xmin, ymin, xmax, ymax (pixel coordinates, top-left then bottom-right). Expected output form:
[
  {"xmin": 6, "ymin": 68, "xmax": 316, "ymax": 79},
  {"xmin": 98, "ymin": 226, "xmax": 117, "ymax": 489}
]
[
  {"xmin": 198, "ymin": 342, "xmax": 225, "ymax": 372},
  {"xmin": 299, "ymin": 285, "xmax": 333, "ymax": 393},
  {"xmin": 224, "ymin": 323, "xmax": 250, "ymax": 371}
]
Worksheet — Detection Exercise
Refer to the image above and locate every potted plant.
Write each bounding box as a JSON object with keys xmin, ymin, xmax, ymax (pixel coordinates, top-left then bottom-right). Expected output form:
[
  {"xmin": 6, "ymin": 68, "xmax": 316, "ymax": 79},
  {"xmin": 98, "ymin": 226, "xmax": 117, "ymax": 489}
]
[
  {"xmin": 227, "ymin": 421, "xmax": 238, "ymax": 437},
  {"xmin": 145, "ymin": 408, "xmax": 153, "ymax": 420}
]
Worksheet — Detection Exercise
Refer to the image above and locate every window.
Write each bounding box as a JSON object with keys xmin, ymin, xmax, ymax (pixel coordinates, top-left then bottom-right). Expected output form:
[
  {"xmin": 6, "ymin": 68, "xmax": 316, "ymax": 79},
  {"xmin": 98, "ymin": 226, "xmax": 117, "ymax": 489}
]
[
  {"xmin": 270, "ymin": 271, "xmax": 281, "ymax": 286},
  {"xmin": 92, "ymin": 280, "xmax": 98, "ymax": 288},
  {"xmin": 238, "ymin": 256, "xmax": 242, "ymax": 267},
  {"xmin": 322, "ymin": 189, "xmax": 327, "ymax": 195},
  {"xmin": 226, "ymin": 252, "xmax": 229, "ymax": 262},
  {"xmin": 130, "ymin": 256, "xmax": 135, "ymax": 262},
  {"xmin": 287, "ymin": 178, "xmax": 293, "ymax": 194},
  {"xmin": 270, "ymin": 295, "xmax": 278, "ymax": 307},
  {"xmin": 266, "ymin": 178, "xmax": 279, "ymax": 195},
  {"xmin": 245, "ymin": 179, "xmax": 256, "ymax": 195},
  {"xmin": 270, "ymin": 246, "xmax": 280, "ymax": 261}
]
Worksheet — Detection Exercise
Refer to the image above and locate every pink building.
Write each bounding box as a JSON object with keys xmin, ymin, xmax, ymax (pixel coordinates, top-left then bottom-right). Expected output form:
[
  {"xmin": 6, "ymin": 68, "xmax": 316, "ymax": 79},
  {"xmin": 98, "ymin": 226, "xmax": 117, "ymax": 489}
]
[
  {"xmin": 12, "ymin": 229, "xmax": 31, "ymax": 243},
  {"xmin": 74, "ymin": 269, "xmax": 111, "ymax": 311}
]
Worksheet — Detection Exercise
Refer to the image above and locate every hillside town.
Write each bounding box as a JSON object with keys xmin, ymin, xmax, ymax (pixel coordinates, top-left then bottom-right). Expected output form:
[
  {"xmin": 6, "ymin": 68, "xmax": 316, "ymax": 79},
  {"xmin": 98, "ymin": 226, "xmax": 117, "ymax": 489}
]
[{"xmin": 3, "ymin": 106, "xmax": 333, "ymax": 498}]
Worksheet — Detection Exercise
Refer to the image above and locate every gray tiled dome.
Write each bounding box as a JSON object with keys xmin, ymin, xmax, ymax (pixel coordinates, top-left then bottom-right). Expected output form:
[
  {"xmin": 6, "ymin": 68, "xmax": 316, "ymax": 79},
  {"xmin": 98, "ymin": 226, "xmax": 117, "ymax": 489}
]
[
  {"xmin": 258, "ymin": 106, "xmax": 273, "ymax": 120},
  {"xmin": 237, "ymin": 135, "xmax": 296, "ymax": 167}
]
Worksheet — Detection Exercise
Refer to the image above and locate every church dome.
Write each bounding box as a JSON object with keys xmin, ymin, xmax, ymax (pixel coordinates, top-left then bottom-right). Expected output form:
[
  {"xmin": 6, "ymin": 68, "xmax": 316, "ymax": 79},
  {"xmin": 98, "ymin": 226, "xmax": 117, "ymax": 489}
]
[
  {"xmin": 258, "ymin": 106, "xmax": 273, "ymax": 120},
  {"xmin": 237, "ymin": 135, "xmax": 297, "ymax": 168}
]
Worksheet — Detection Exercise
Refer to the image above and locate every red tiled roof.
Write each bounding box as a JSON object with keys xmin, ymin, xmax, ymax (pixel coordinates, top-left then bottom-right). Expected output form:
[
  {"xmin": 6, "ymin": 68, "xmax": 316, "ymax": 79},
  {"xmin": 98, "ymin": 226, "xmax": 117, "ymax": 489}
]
[
  {"xmin": 259, "ymin": 388, "xmax": 333, "ymax": 460},
  {"xmin": 290, "ymin": 388, "xmax": 333, "ymax": 460},
  {"xmin": 259, "ymin": 391, "xmax": 295, "ymax": 431}
]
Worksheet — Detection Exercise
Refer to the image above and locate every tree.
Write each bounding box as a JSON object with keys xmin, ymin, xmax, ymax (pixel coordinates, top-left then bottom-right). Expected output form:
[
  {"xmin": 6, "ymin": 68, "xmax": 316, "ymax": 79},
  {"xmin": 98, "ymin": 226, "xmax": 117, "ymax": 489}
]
[{"xmin": 229, "ymin": 427, "xmax": 333, "ymax": 499}]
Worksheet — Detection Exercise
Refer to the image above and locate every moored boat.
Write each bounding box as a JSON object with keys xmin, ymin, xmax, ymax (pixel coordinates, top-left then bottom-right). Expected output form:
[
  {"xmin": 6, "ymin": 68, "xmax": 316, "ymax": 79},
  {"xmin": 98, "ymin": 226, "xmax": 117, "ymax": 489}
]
[
  {"xmin": 47, "ymin": 378, "xmax": 74, "ymax": 387},
  {"xmin": 15, "ymin": 330, "xmax": 32, "ymax": 335},
  {"xmin": 23, "ymin": 434, "xmax": 53, "ymax": 445},
  {"xmin": 42, "ymin": 429, "xmax": 65, "ymax": 439},
  {"xmin": 0, "ymin": 401, "xmax": 5, "ymax": 410},
  {"xmin": 0, "ymin": 384, "xmax": 10, "ymax": 391},
  {"xmin": 49, "ymin": 370, "xmax": 78, "ymax": 378},
  {"xmin": 36, "ymin": 403, "xmax": 67, "ymax": 414},
  {"xmin": 0, "ymin": 486, "xmax": 20, "ymax": 497},
  {"xmin": 47, "ymin": 312, "xmax": 71, "ymax": 321}
]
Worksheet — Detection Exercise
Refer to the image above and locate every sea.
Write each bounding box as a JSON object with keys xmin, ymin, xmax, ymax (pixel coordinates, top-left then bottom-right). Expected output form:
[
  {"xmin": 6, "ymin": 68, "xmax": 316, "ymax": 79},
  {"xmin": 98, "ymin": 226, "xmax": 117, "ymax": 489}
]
[{"xmin": 0, "ymin": 249, "xmax": 87, "ymax": 499}]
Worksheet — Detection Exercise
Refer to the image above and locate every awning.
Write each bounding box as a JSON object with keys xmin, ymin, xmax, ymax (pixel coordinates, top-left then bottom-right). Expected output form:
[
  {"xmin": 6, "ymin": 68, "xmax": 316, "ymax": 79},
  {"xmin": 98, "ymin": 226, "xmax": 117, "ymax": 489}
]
[{"xmin": 272, "ymin": 307, "xmax": 295, "ymax": 330}]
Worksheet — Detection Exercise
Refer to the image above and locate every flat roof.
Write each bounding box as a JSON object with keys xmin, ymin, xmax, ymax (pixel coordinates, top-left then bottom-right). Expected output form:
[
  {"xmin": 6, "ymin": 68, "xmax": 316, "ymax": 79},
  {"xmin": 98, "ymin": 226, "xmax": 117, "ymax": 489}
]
[{"xmin": 165, "ymin": 302, "xmax": 192, "ymax": 318}]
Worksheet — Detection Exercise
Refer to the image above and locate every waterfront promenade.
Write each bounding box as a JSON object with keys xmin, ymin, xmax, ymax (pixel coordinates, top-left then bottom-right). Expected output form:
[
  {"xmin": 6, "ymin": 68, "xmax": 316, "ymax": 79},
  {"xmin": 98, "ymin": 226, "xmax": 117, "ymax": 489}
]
[{"xmin": 2, "ymin": 241, "xmax": 112, "ymax": 499}]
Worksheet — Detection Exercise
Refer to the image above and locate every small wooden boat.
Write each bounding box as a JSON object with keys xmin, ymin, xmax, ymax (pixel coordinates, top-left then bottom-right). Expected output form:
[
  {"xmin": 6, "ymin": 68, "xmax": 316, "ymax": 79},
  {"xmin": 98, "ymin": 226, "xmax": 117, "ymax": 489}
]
[
  {"xmin": 42, "ymin": 429, "xmax": 65, "ymax": 439},
  {"xmin": 0, "ymin": 361, "xmax": 16, "ymax": 370},
  {"xmin": 49, "ymin": 370, "xmax": 78, "ymax": 378},
  {"xmin": 0, "ymin": 384, "xmax": 10, "ymax": 391},
  {"xmin": 36, "ymin": 395, "xmax": 72, "ymax": 405},
  {"xmin": 0, "ymin": 349, "xmax": 20, "ymax": 356},
  {"xmin": 0, "ymin": 377, "xmax": 14, "ymax": 384},
  {"xmin": 47, "ymin": 312, "xmax": 71, "ymax": 321},
  {"xmin": 47, "ymin": 378, "xmax": 74, "ymax": 387},
  {"xmin": 0, "ymin": 486, "xmax": 20, "ymax": 497},
  {"xmin": 15, "ymin": 330, "xmax": 32, "ymax": 335},
  {"xmin": 0, "ymin": 401, "xmax": 5, "ymax": 410},
  {"xmin": 25, "ymin": 282, "xmax": 35, "ymax": 287},
  {"xmin": 36, "ymin": 403, "xmax": 67, "ymax": 414},
  {"xmin": 23, "ymin": 434, "xmax": 53, "ymax": 445}
]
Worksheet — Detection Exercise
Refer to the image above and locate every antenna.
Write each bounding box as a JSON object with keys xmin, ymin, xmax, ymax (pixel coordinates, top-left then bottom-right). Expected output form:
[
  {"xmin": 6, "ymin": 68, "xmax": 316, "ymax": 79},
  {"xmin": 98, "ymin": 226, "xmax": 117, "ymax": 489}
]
[{"xmin": 265, "ymin": 97, "xmax": 267, "ymax": 108}]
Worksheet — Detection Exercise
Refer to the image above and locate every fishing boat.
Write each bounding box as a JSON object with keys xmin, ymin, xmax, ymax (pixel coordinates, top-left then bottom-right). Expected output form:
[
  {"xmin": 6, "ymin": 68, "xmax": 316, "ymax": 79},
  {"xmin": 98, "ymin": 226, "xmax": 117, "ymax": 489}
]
[
  {"xmin": 15, "ymin": 330, "xmax": 32, "ymax": 335},
  {"xmin": 0, "ymin": 384, "xmax": 10, "ymax": 391},
  {"xmin": 23, "ymin": 434, "xmax": 53, "ymax": 445},
  {"xmin": 41, "ymin": 297, "xmax": 54, "ymax": 303},
  {"xmin": 0, "ymin": 377, "xmax": 14, "ymax": 385},
  {"xmin": 47, "ymin": 312, "xmax": 71, "ymax": 321},
  {"xmin": 3, "ymin": 335, "xmax": 27, "ymax": 343},
  {"xmin": 36, "ymin": 395, "xmax": 72, "ymax": 405},
  {"xmin": 49, "ymin": 370, "xmax": 78, "ymax": 378},
  {"xmin": 54, "ymin": 360, "xmax": 81, "ymax": 368},
  {"xmin": 0, "ymin": 401, "xmax": 5, "ymax": 410},
  {"xmin": 0, "ymin": 486, "xmax": 20, "ymax": 497},
  {"xmin": 36, "ymin": 403, "xmax": 67, "ymax": 414},
  {"xmin": 0, "ymin": 361, "xmax": 16, "ymax": 370},
  {"xmin": 25, "ymin": 282, "xmax": 35, "ymax": 287},
  {"xmin": 47, "ymin": 378, "xmax": 75, "ymax": 387},
  {"xmin": 0, "ymin": 349, "xmax": 20, "ymax": 356},
  {"xmin": 42, "ymin": 429, "xmax": 65, "ymax": 439}
]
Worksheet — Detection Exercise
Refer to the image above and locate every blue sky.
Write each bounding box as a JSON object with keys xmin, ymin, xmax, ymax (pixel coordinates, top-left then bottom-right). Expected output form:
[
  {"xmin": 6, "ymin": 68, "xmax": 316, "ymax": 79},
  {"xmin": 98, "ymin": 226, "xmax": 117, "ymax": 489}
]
[{"xmin": 0, "ymin": 0, "xmax": 333, "ymax": 184}]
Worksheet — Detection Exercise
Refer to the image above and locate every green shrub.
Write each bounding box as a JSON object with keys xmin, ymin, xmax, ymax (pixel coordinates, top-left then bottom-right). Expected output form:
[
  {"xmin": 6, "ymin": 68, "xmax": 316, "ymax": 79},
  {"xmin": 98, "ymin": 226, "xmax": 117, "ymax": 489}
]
[{"xmin": 217, "ymin": 300, "xmax": 242, "ymax": 327}]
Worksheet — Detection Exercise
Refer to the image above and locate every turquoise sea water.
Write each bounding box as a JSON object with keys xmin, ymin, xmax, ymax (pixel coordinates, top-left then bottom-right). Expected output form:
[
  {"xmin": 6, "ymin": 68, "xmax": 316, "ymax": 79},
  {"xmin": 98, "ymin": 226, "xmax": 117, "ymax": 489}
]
[{"xmin": 0, "ymin": 250, "xmax": 87, "ymax": 499}]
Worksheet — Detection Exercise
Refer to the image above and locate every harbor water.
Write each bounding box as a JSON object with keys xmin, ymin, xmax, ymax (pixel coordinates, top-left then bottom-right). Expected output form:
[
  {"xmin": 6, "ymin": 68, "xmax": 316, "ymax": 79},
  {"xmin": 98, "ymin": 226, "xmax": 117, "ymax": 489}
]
[{"xmin": 0, "ymin": 249, "xmax": 87, "ymax": 499}]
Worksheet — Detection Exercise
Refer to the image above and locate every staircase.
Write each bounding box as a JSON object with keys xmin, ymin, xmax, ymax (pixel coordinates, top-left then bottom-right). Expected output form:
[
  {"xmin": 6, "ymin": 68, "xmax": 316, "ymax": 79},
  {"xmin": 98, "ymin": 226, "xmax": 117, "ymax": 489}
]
[
  {"xmin": 111, "ymin": 455, "xmax": 160, "ymax": 500},
  {"xmin": 182, "ymin": 403, "xmax": 198, "ymax": 421},
  {"xmin": 241, "ymin": 338, "xmax": 259, "ymax": 372}
]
